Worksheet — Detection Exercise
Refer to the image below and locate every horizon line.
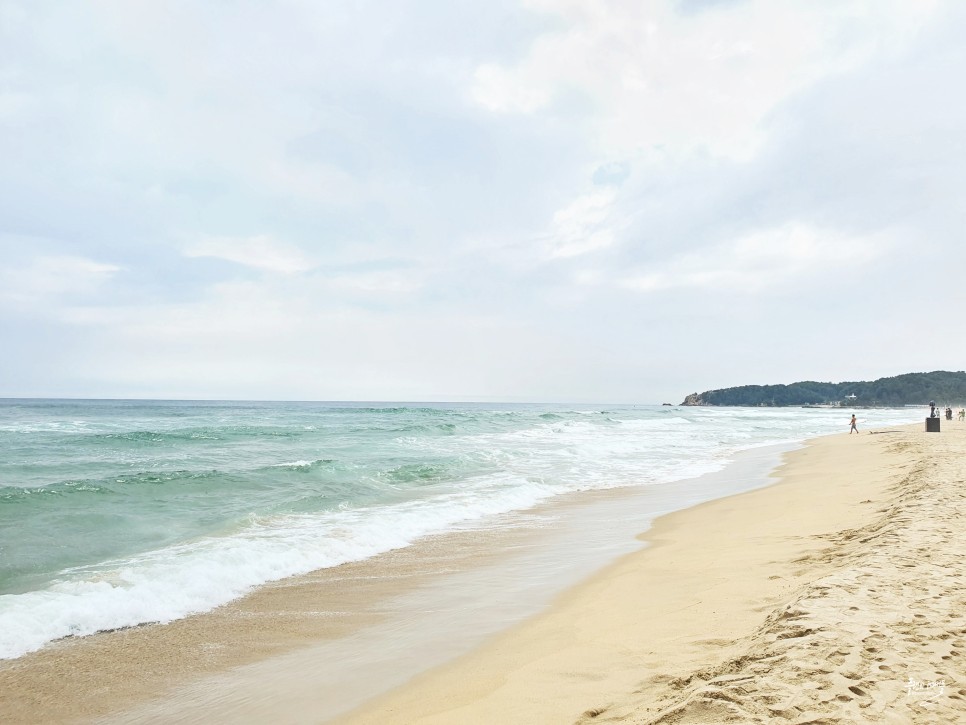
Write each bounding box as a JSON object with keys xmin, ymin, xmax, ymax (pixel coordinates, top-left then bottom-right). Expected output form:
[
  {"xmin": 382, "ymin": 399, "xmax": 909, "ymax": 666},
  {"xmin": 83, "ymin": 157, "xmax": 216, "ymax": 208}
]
[{"xmin": 0, "ymin": 396, "xmax": 673, "ymax": 406}]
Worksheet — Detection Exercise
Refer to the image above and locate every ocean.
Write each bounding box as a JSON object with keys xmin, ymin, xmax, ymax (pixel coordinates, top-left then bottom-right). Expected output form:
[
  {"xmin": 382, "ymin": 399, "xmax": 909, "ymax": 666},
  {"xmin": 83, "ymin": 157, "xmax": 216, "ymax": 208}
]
[{"xmin": 0, "ymin": 399, "xmax": 920, "ymax": 661}]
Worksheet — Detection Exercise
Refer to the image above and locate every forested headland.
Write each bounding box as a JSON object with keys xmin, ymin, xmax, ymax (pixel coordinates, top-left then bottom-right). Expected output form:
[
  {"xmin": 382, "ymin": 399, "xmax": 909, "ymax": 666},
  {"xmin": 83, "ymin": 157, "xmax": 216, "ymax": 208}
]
[{"xmin": 680, "ymin": 371, "xmax": 966, "ymax": 407}]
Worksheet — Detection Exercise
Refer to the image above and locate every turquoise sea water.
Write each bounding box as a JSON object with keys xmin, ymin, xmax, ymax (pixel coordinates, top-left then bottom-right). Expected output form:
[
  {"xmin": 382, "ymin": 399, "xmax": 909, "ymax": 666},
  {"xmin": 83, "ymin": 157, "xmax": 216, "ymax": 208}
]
[{"xmin": 0, "ymin": 399, "xmax": 920, "ymax": 659}]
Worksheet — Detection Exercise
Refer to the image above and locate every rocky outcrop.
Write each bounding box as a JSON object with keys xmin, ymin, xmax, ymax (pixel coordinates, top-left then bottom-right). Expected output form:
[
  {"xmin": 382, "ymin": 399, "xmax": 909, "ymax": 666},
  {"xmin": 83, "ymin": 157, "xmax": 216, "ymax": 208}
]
[{"xmin": 681, "ymin": 393, "xmax": 705, "ymax": 406}]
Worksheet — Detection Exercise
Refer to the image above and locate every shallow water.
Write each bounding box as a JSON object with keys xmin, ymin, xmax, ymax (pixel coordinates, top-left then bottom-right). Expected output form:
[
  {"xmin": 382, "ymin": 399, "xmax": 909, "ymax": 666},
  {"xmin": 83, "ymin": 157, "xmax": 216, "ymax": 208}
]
[{"xmin": 0, "ymin": 399, "xmax": 920, "ymax": 659}]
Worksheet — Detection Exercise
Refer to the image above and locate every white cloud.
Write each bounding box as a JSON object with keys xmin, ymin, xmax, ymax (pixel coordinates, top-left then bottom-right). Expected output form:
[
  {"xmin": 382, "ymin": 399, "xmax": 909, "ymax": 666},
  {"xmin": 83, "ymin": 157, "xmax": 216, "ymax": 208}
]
[
  {"xmin": 471, "ymin": 0, "xmax": 942, "ymax": 160},
  {"xmin": 322, "ymin": 269, "xmax": 423, "ymax": 295},
  {"xmin": 620, "ymin": 224, "xmax": 884, "ymax": 293},
  {"xmin": 184, "ymin": 235, "xmax": 315, "ymax": 274},
  {"xmin": 473, "ymin": 63, "xmax": 552, "ymax": 114},
  {"xmin": 58, "ymin": 278, "xmax": 574, "ymax": 400},
  {"xmin": 544, "ymin": 188, "xmax": 619, "ymax": 259},
  {"xmin": 0, "ymin": 255, "xmax": 121, "ymax": 308}
]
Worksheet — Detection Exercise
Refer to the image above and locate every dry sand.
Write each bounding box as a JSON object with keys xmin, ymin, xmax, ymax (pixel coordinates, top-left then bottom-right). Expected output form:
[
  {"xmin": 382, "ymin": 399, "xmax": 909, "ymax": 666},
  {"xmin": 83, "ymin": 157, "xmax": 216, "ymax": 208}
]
[
  {"xmin": 2, "ymin": 422, "xmax": 964, "ymax": 723},
  {"xmin": 346, "ymin": 423, "xmax": 966, "ymax": 724}
]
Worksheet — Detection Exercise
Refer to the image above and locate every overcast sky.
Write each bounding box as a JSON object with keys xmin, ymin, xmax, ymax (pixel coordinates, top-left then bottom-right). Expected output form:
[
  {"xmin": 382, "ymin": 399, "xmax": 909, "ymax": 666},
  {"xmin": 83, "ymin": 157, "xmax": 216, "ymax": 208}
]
[{"xmin": 2, "ymin": 0, "xmax": 964, "ymax": 403}]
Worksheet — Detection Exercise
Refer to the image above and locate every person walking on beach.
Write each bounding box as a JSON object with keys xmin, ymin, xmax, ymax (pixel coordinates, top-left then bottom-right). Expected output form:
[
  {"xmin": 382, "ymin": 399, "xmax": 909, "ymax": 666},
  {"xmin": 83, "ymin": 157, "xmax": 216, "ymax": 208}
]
[{"xmin": 849, "ymin": 414, "xmax": 858, "ymax": 434}]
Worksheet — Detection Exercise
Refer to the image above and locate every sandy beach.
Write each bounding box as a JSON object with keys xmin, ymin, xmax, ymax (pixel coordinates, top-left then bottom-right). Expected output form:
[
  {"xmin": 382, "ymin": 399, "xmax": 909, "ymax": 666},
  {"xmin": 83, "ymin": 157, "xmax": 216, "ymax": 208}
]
[
  {"xmin": 346, "ymin": 422, "xmax": 966, "ymax": 724},
  {"xmin": 2, "ymin": 420, "xmax": 964, "ymax": 723},
  {"xmin": 8, "ymin": 2, "xmax": 966, "ymax": 722}
]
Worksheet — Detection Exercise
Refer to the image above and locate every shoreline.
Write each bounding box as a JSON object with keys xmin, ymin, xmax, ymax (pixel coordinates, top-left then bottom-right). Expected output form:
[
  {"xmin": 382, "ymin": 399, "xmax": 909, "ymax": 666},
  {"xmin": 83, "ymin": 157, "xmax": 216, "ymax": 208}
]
[
  {"xmin": 0, "ymin": 444, "xmax": 791, "ymax": 723},
  {"xmin": 343, "ymin": 421, "xmax": 966, "ymax": 723},
  {"xmin": 5, "ymin": 421, "xmax": 963, "ymax": 722}
]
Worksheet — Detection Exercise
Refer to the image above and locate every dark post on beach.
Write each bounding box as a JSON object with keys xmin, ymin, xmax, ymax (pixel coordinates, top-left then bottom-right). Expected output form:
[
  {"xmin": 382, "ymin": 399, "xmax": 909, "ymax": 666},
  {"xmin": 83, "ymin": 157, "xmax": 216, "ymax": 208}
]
[{"xmin": 926, "ymin": 401, "xmax": 941, "ymax": 433}]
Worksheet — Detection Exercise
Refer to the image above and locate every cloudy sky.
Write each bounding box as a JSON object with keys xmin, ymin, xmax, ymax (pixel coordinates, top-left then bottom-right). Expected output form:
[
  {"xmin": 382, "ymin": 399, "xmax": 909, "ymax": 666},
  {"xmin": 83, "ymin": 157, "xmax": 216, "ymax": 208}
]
[{"xmin": 2, "ymin": 0, "xmax": 964, "ymax": 402}]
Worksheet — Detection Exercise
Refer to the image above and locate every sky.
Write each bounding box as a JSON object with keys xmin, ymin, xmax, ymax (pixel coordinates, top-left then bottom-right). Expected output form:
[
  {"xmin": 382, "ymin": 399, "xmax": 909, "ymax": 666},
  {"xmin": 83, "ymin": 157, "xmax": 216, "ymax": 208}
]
[{"xmin": 2, "ymin": 0, "xmax": 965, "ymax": 403}]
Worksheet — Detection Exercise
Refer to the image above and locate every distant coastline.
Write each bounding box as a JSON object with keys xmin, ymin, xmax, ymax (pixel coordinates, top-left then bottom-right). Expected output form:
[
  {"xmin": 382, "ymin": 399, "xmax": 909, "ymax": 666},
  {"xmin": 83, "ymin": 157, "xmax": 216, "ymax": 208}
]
[{"xmin": 681, "ymin": 370, "xmax": 966, "ymax": 407}]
